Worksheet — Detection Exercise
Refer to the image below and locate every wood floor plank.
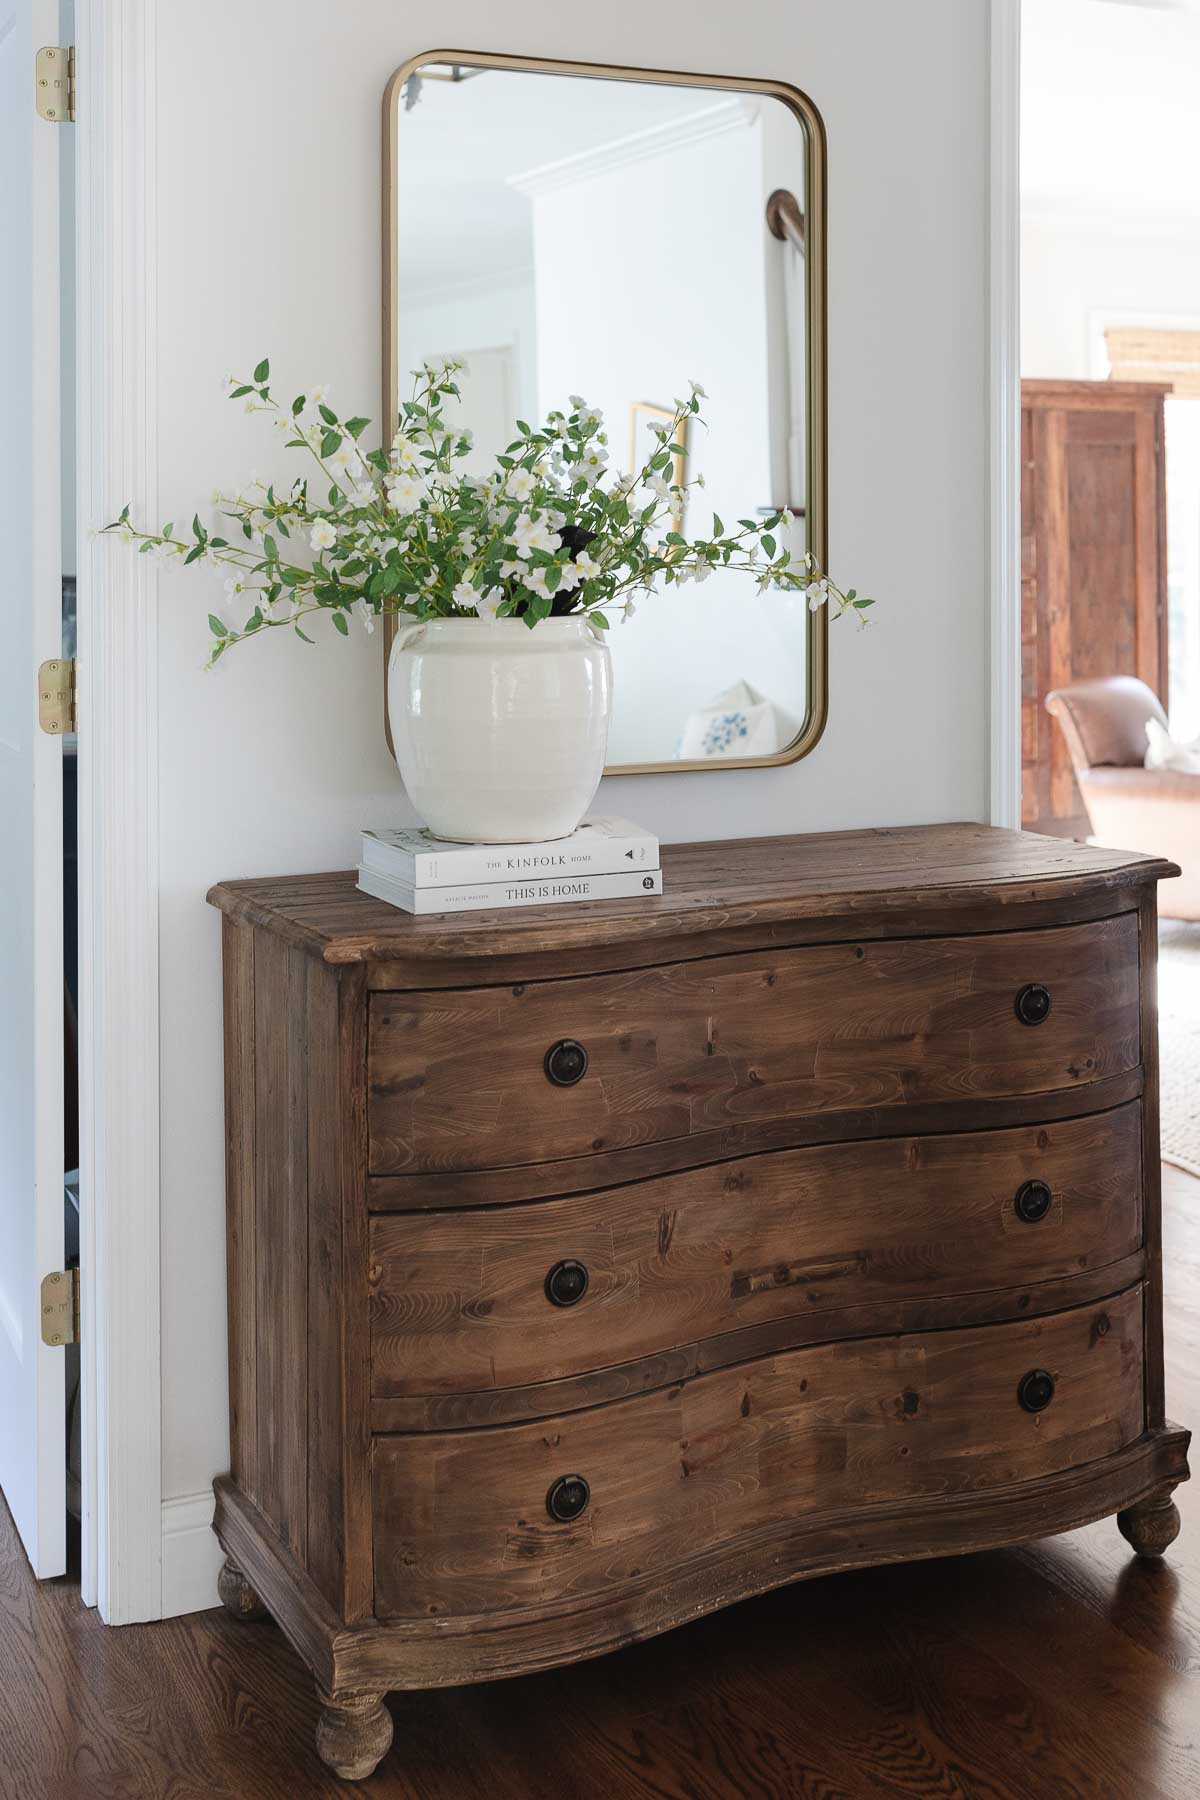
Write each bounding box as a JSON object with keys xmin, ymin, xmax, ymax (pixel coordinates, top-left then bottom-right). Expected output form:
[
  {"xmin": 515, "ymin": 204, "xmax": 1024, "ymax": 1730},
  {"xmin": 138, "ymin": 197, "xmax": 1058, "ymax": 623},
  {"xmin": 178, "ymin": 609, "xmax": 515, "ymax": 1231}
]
[{"xmin": 1, "ymin": 1163, "xmax": 1196, "ymax": 1798}]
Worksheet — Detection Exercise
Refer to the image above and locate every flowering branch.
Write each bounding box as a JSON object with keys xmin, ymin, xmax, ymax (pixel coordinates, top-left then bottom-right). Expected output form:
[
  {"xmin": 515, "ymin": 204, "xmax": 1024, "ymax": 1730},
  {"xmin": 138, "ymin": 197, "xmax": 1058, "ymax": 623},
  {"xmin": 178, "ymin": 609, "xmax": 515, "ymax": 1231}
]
[{"xmin": 103, "ymin": 358, "xmax": 874, "ymax": 666}]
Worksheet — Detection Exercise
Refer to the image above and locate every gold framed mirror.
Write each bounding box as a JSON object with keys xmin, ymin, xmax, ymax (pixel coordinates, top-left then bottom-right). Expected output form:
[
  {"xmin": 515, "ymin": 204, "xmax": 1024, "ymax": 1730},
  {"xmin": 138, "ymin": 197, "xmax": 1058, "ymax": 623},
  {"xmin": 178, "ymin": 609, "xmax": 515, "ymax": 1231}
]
[{"xmin": 382, "ymin": 49, "xmax": 826, "ymax": 774}]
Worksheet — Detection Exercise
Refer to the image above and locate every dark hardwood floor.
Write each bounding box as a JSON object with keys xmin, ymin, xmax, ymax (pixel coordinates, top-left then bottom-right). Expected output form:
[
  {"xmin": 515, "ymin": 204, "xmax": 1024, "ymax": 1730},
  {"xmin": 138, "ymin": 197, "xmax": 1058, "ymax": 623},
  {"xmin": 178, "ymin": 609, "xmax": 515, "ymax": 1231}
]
[{"xmin": 2, "ymin": 1164, "xmax": 1198, "ymax": 1800}]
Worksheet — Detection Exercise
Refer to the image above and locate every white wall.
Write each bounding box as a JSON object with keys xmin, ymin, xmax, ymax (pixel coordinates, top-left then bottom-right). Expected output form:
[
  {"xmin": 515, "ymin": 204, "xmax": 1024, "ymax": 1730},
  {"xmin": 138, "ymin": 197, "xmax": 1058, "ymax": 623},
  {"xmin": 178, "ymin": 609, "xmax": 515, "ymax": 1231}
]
[
  {"xmin": 150, "ymin": 0, "xmax": 990, "ymax": 1598},
  {"xmin": 1022, "ymin": 212, "xmax": 1200, "ymax": 379}
]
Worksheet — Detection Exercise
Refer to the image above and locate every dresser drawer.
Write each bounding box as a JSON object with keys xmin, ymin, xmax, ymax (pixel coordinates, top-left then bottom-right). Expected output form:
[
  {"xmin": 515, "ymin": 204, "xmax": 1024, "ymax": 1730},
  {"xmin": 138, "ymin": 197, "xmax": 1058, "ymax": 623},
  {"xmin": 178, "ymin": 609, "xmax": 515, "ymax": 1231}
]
[
  {"xmin": 373, "ymin": 1284, "xmax": 1145, "ymax": 1619},
  {"xmin": 369, "ymin": 1104, "xmax": 1144, "ymax": 1405},
  {"xmin": 366, "ymin": 916, "xmax": 1140, "ymax": 1176}
]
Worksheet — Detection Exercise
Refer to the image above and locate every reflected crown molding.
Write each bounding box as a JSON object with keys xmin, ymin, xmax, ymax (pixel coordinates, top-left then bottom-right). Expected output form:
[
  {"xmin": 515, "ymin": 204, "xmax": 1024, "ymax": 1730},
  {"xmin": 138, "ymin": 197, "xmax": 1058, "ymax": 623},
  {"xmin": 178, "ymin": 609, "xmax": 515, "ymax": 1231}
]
[{"xmin": 507, "ymin": 97, "xmax": 758, "ymax": 199}]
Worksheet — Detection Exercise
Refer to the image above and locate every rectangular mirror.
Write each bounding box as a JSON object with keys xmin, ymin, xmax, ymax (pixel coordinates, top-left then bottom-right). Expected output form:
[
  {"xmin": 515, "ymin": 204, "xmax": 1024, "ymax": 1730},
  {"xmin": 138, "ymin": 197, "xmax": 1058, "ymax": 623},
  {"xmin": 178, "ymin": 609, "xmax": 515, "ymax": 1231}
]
[{"xmin": 383, "ymin": 50, "xmax": 826, "ymax": 773}]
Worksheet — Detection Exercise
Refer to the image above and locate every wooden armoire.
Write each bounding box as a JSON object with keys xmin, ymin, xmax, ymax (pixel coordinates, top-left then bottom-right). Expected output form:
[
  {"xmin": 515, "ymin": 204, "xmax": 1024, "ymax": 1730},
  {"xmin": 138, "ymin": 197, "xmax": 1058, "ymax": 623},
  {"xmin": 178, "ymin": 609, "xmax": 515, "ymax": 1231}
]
[{"xmin": 1021, "ymin": 380, "xmax": 1169, "ymax": 838}]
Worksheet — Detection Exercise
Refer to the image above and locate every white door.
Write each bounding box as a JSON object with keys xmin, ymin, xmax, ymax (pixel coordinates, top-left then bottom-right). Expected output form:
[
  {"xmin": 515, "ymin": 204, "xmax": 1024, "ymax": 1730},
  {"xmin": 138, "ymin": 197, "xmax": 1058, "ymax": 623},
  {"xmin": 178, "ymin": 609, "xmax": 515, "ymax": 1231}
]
[{"xmin": 0, "ymin": 0, "xmax": 67, "ymax": 1577}]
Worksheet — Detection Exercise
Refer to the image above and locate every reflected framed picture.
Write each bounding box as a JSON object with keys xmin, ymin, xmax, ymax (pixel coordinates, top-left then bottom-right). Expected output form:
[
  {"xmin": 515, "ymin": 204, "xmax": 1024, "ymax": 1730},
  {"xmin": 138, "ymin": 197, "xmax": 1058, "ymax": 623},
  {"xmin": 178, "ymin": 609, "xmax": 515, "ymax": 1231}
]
[{"xmin": 628, "ymin": 402, "xmax": 689, "ymax": 534}]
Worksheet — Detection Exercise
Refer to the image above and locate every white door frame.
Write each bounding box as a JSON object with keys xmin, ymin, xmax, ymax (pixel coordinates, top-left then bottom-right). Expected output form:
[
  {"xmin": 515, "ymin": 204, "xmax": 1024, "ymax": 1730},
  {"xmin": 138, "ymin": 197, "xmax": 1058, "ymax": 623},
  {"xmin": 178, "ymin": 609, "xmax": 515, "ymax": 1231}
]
[
  {"xmin": 68, "ymin": 0, "xmax": 1026, "ymax": 1621},
  {"xmin": 75, "ymin": 0, "xmax": 163, "ymax": 1623},
  {"xmin": 990, "ymin": 0, "xmax": 1022, "ymax": 831}
]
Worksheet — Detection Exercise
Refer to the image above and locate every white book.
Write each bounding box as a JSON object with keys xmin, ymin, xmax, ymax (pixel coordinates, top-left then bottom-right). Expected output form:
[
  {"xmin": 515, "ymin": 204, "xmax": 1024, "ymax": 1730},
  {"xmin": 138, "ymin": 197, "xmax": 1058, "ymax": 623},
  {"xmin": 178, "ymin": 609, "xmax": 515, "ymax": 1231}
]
[
  {"xmin": 360, "ymin": 814, "xmax": 659, "ymax": 888},
  {"xmin": 357, "ymin": 863, "xmax": 664, "ymax": 916}
]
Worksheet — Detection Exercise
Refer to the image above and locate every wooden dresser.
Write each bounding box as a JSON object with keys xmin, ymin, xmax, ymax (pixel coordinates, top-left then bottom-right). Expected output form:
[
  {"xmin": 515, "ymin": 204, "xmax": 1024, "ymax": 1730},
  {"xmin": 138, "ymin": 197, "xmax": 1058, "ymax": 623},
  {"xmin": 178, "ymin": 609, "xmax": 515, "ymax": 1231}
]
[{"xmin": 207, "ymin": 825, "xmax": 1190, "ymax": 1781}]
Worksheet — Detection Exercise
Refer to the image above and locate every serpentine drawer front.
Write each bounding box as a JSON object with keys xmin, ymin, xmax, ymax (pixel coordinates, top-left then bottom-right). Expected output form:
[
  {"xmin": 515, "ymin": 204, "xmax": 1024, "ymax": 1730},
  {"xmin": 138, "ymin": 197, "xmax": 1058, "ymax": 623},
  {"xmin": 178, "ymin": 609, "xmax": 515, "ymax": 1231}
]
[
  {"xmin": 366, "ymin": 916, "xmax": 1140, "ymax": 1178},
  {"xmin": 371, "ymin": 1286, "xmax": 1146, "ymax": 1620},
  {"xmin": 367, "ymin": 1104, "xmax": 1144, "ymax": 1415},
  {"xmin": 207, "ymin": 826, "xmax": 1190, "ymax": 1782}
]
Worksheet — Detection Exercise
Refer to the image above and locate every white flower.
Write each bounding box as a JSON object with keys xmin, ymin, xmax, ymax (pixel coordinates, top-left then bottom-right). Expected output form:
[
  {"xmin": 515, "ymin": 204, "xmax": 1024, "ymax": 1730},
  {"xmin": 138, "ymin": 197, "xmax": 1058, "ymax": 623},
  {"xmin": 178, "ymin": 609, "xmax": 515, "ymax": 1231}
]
[
  {"xmin": 475, "ymin": 587, "xmax": 504, "ymax": 620},
  {"xmin": 692, "ymin": 562, "xmax": 713, "ymax": 584},
  {"xmin": 499, "ymin": 560, "xmax": 523, "ymax": 580},
  {"xmin": 355, "ymin": 599, "xmax": 376, "ymax": 636},
  {"xmin": 457, "ymin": 428, "xmax": 474, "ymax": 449},
  {"xmin": 223, "ymin": 575, "xmax": 247, "ymax": 598},
  {"xmin": 458, "ymin": 529, "xmax": 478, "ymax": 556},
  {"xmin": 509, "ymin": 512, "xmax": 558, "ymax": 560},
  {"xmin": 574, "ymin": 549, "xmax": 602, "ymax": 580},
  {"xmin": 805, "ymin": 581, "xmax": 828, "ymax": 612},
  {"xmin": 689, "ymin": 379, "xmax": 707, "ymax": 398},
  {"xmin": 576, "ymin": 404, "xmax": 603, "ymax": 429},
  {"xmin": 308, "ymin": 384, "xmax": 331, "ymax": 407},
  {"xmin": 271, "ymin": 416, "xmax": 292, "ymax": 434},
  {"xmin": 506, "ymin": 467, "xmax": 537, "ymax": 501},
  {"xmin": 694, "ymin": 471, "xmax": 706, "ymax": 489},
  {"xmin": 309, "ymin": 518, "xmax": 337, "ymax": 551},
  {"xmin": 623, "ymin": 598, "xmax": 637, "ymax": 620},
  {"xmin": 568, "ymin": 393, "xmax": 587, "ymax": 410},
  {"xmin": 385, "ymin": 473, "xmax": 425, "ymax": 515},
  {"xmin": 578, "ymin": 447, "xmax": 608, "ymax": 484},
  {"xmin": 452, "ymin": 580, "xmax": 477, "ymax": 609},
  {"xmin": 645, "ymin": 473, "xmax": 671, "ymax": 501},
  {"xmin": 390, "ymin": 434, "xmax": 420, "ymax": 471},
  {"xmin": 522, "ymin": 566, "xmax": 552, "ymax": 599},
  {"xmin": 329, "ymin": 442, "xmax": 358, "ymax": 475},
  {"xmin": 349, "ymin": 479, "xmax": 377, "ymax": 509}
]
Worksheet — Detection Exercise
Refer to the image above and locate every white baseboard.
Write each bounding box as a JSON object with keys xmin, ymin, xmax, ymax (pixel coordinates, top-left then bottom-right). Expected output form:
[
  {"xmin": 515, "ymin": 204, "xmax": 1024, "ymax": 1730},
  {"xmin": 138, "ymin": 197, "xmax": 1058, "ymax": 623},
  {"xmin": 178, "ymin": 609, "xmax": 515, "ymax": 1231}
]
[{"xmin": 160, "ymin": 1490, "xmax": 223, "ymax": 1618}]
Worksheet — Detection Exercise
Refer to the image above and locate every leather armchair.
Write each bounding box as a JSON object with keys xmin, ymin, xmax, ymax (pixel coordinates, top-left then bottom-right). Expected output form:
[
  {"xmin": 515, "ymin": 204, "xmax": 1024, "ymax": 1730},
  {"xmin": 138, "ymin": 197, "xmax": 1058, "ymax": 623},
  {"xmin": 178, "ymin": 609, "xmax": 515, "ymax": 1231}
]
[{"xmin": 1045, "ymin": 676, "xmax": 1198, "ymax": 919}]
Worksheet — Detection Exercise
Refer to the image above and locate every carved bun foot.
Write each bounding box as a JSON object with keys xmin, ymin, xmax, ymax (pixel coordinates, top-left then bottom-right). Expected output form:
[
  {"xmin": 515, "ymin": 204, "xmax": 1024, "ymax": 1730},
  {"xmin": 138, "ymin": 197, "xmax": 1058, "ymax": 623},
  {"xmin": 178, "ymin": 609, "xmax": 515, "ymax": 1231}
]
[
  {"xmin": 315, "ymin": 1688, "xmax": 394, "ymax": 1781},
  {"xmin": 217, "ymin": 1557, "xmax": 269, "ymax": 1622},
  {"xmin": 1117, "ymin": 1489, "xmax": 1182, "ymax": 1559}
]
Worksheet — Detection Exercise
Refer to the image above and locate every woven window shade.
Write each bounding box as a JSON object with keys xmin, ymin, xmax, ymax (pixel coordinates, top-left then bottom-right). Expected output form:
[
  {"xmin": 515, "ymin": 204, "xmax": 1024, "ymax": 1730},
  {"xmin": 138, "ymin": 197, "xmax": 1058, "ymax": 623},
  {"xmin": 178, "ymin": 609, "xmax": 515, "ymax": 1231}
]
[{"xmin": 1105, "ymin": 326, "xmax": 1200, "ymax": 399}]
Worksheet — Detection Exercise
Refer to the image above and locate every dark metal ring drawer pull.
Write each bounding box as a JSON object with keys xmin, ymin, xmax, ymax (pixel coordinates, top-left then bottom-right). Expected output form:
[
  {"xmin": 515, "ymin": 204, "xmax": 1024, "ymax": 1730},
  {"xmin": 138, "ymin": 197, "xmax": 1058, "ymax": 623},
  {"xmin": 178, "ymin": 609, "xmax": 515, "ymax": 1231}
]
[
  {"xmin": 546, "ymin": 1474, "xmax": 590, "ymax": 1523},
  {"xmin": 1018, "ymin": 1369, "xmax": 1056, "ymax": 1413},
  {"xmin": 1014, "ymin": 1179, "xmax": 1053, "ymax": 1224},
  {"xmin": 545, "ymin": 1259, "xmax": 589, "ymax": 1307},
  {"xmin": 544, "ymin": 1039, "xmax": 588, "ymax": 1086},
  {"xmin": 1015, "ymin": 983, "xmax": 1052, "ymax": 1027}
]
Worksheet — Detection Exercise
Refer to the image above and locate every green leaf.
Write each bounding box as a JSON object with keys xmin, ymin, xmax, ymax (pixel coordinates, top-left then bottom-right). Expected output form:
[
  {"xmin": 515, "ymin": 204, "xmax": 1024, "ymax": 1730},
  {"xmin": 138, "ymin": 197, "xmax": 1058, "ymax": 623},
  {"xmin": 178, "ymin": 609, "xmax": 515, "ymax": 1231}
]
[
  {"xmin": 229, "ymin": 385, "xmax": 252, "ymax": 399},
  {"xmin": 183, "ymin": 546, "xmax": 204, "ymax": 565},
  {"xmin": 208, "ymin": 614, "xmax": 229, "ymax": 638},
  {"xmin": 320, "ymin": 430, "xmax": 342, "ymax": 459},
  {"xmin": 712, "ymin": 513, "xmax": 724, "ymax": 537},
  {"xmin": 245, "ymin": 607, "xmax": 264, "ymax": 632},
  {"xmin": 119, "ymin": 504, "xmax": 131, "ymax": 524},
  {"xmin": 588, "ymin": 611, "xmax": 609, "ymax": 629},
  {"xmin": 253, "ymin": 358, "xmax": 270, "ymax": 383},
  {"xmin": 263, "ymin": 533, "xmax": 279, "ymax": 562},
  {"xmin": 162, "ymin": 523, "xmax": 174, "ymax": 539},
  {"xmin": 853, "ymin": 596, "xmax": 875, "ymax": 608},
  {"xmin": 344, "ymin": 416, "xmax": 370, "ymax": 440},
  {"xmin": 294, "ymin": 622, "xmax": 314, "ymax": 644},
  {"xmin": 292, "ymin": 394, "xmax": 306, "ymax": 415},
  {"xmin": 332, "ymin": 612, "xmax": 349, "ymax": 636},
  {"xmin": 318, "ymin": 402, "xmax": 337, "ymax": 426},
  {"xmin": 846, "ymin": 589, "xmax": 856, "ymax": 600},
  {"xmin": 516, "ymin": 419, "xmax": 530, "ymax": 436},
  {"xmin": 761, "ymin": 534, "xmax": 776, "ymax": 559},
  {"xmin": 210, "ymin": 536, "xmax": 228, "ymax": 549},
  {"xmin": 280, "ymin": 567, "xmax": 305, "ymax": 586}
]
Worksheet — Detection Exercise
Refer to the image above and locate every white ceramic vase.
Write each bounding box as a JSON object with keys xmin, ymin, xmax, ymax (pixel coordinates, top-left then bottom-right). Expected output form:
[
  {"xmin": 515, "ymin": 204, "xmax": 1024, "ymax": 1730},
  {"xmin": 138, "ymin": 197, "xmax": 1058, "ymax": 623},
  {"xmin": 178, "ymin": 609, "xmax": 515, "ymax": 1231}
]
[{"xmin": 388, "ymin": 616, "xmax": 613, "ymax": 843}]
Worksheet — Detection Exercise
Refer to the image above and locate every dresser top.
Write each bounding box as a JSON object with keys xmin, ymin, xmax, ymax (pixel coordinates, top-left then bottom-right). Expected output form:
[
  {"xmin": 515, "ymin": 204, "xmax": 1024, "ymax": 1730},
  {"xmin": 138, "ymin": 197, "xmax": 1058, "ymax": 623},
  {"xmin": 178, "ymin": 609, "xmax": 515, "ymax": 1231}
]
[{"xmin": 207, "ymin": 823, "xmax": 1175, "ymax": 966}]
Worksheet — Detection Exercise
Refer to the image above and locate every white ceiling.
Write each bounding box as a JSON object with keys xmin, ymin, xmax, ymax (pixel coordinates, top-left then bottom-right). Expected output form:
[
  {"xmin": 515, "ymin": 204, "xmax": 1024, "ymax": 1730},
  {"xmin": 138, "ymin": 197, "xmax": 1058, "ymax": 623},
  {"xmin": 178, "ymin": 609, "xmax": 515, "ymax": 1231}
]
[
  {"xmin": 1023, "ymin": 0, "xmax": 1200, "ymax": 224},
  {"xmin": 393, "ymin": 66, "xmax": 730, "ymax": 299}
]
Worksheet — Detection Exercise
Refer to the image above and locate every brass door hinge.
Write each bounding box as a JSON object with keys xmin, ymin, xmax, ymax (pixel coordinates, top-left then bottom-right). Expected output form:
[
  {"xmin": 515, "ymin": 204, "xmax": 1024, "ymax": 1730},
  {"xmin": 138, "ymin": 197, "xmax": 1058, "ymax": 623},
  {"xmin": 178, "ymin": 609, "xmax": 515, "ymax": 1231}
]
[
  {"xmin": 38, "ymin": 658, "xmax": 76, "ymax": 734},
  {"xmin": 35, "ymin": 45, "xmax": 75, "ymax": 122},
  {"xmin": 40, "ymin": 1268, "xmax": 80, "ymax": 1348}
]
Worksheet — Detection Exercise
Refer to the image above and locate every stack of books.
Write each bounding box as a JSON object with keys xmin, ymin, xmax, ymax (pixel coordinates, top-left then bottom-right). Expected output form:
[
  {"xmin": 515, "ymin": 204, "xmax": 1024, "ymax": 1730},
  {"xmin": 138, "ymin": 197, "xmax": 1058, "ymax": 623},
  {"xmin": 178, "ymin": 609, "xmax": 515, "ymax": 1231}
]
[{"xmin": 357, "ymin": 815, "xmax": 662, "ymax": 915}]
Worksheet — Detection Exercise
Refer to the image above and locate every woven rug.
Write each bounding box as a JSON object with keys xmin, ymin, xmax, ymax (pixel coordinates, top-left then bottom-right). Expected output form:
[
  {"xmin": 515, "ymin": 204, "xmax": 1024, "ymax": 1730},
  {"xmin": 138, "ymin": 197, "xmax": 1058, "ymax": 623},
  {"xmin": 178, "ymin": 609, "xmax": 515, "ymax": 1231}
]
[{"xmin": 1159, "ymin": 921, "xmax": 1200, "ymax": 1178}]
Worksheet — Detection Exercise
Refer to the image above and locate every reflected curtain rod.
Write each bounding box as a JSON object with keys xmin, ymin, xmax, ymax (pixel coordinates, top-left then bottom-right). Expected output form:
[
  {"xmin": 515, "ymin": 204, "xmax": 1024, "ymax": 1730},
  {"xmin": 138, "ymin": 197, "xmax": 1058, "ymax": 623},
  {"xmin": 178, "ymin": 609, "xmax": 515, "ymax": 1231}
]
[{"xmin": 765, "ymin": 187, "xmax": 806, "ymax": 254}]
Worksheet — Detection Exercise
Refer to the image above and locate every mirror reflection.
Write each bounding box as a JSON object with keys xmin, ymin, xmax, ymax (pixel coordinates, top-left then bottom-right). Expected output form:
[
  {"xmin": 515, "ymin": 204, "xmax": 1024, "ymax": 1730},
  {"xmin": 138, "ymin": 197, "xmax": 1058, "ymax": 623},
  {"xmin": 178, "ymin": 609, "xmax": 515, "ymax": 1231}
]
[{"xmin": 389, "ymin": 60, "xmax": 817, "ymax": 770}]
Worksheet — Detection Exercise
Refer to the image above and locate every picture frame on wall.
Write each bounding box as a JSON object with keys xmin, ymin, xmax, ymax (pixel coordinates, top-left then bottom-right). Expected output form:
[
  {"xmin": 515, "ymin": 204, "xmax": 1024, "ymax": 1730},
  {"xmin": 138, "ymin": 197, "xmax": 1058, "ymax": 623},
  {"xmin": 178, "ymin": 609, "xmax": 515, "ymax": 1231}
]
[{"xmin": 628, "ymin": 401, "xmax": 689, "ymax": 534}]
